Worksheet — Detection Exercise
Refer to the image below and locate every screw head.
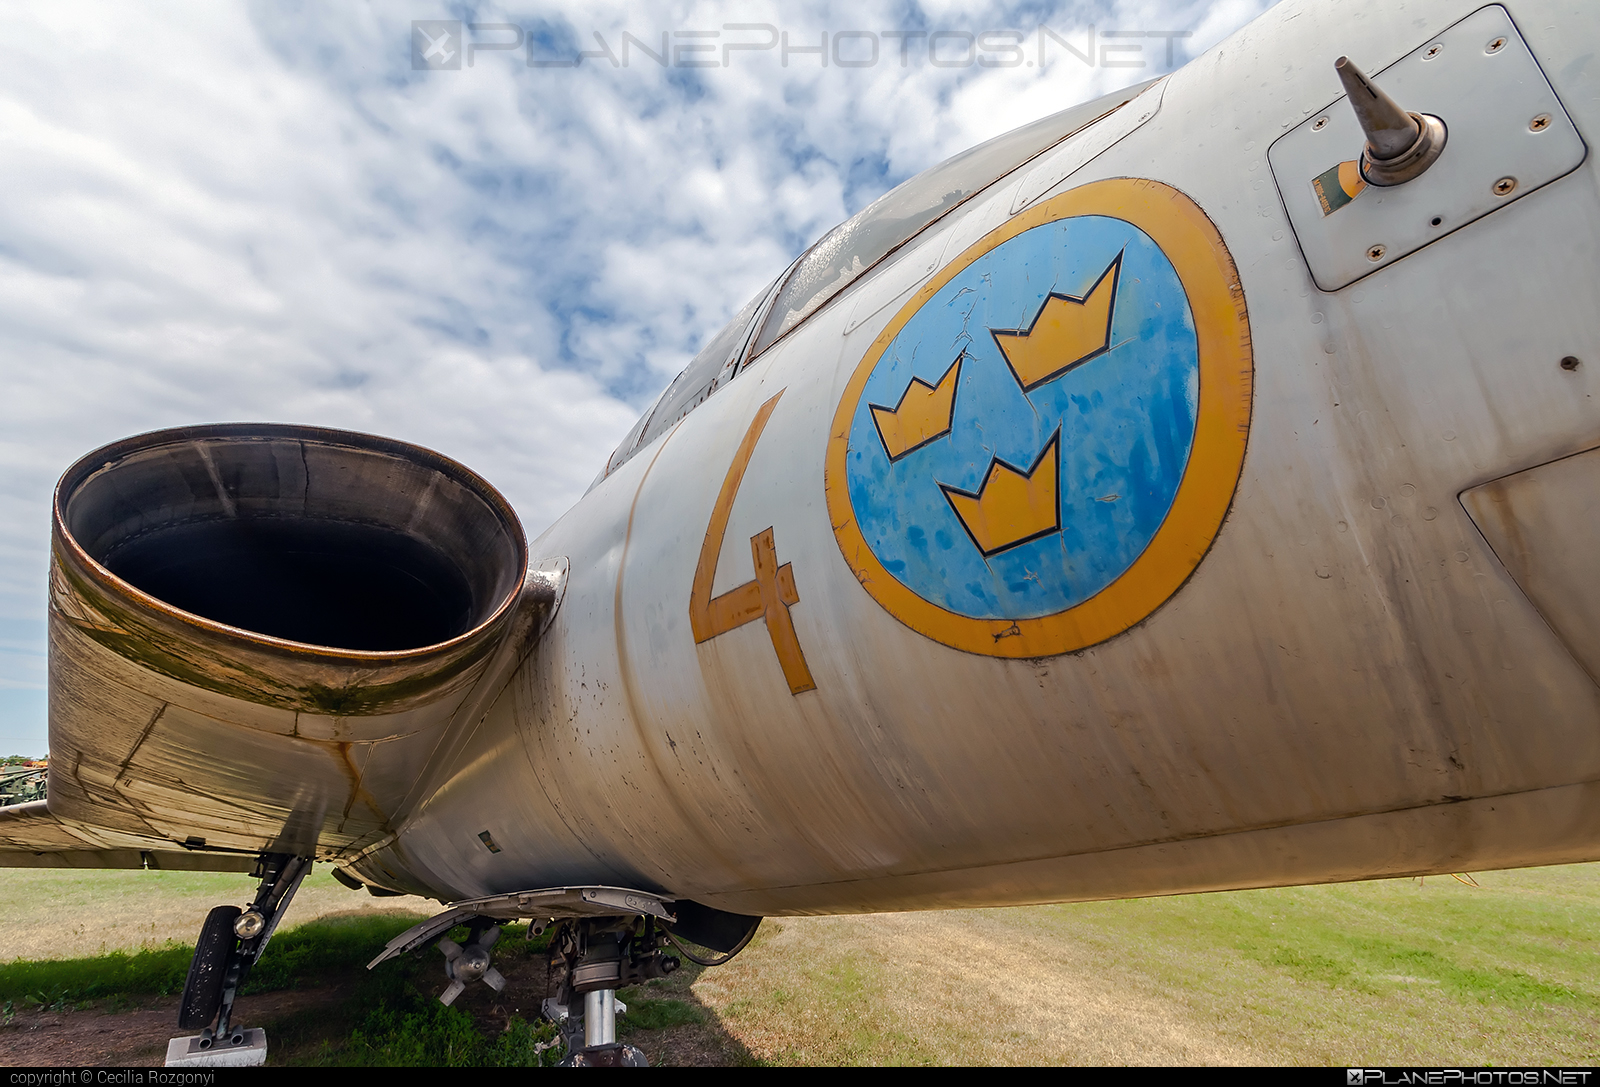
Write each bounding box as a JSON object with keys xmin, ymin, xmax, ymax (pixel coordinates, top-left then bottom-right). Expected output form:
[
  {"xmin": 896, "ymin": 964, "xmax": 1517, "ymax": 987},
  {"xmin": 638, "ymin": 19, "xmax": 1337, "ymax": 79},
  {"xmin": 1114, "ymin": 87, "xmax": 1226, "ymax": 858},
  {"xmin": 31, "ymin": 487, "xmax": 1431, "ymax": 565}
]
[
  {"xmin": 1493, "ymin": 176, "xmax": 1518, "ymax": 196},
  {"xmin": 1486, "ymin": 36, "xmax": 1507, "ymax": 54},
  {"xmin": 1424, "ymin": 43, "xmax": 1443, "ymax": 59},
  {"xmin": 1366, "ymin": 244, "xmax": 1387, "ymax": 262},
  {"xmin": 1313, "ymin": 116, "xmax": 1328, "ymax": 131},
  {"xmin": 1530, "ymin": 113, "xmax": 1552, "ymax": 132},
  {"xmin": 1561, "ymin": 356, "xmax": 1581, "ymax": 371}
]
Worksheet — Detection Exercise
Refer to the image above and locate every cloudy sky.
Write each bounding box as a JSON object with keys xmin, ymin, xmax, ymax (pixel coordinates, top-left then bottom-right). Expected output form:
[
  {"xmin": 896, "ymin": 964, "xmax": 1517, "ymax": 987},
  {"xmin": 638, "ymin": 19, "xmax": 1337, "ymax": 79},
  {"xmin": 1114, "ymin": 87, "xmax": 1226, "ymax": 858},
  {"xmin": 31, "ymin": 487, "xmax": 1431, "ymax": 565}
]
[{"xmin": 0, "ymin": 0, "xmax": 1275, "ymax": 755}]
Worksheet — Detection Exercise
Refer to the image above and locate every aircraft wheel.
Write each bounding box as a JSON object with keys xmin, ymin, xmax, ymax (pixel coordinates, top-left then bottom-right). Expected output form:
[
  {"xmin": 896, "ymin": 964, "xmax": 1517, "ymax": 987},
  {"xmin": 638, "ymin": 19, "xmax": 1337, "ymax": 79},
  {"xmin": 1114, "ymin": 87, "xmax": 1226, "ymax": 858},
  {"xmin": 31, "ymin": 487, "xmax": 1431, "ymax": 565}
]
[{"xmin": 178, "ymin": 905, "xmax": 241, "ymax": 1030}]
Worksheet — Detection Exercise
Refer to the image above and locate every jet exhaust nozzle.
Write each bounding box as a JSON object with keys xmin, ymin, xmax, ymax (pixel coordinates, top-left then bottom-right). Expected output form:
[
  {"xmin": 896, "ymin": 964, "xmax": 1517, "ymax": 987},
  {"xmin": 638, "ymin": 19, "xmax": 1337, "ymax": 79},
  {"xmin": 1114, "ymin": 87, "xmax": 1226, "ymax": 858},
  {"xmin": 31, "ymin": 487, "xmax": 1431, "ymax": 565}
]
[{"xmin": 45, "ymin": 424, "xmax": 530, "ymax": 855}]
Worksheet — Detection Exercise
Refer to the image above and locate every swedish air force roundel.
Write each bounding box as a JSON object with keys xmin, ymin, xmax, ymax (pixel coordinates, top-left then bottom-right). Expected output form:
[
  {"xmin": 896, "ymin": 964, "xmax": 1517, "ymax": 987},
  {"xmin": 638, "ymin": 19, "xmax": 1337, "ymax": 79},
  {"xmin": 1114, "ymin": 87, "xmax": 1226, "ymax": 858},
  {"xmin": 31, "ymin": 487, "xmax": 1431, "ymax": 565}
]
[{"xmin": 825, "ymin": 179, "xmax": 1252, "ymax": 658}]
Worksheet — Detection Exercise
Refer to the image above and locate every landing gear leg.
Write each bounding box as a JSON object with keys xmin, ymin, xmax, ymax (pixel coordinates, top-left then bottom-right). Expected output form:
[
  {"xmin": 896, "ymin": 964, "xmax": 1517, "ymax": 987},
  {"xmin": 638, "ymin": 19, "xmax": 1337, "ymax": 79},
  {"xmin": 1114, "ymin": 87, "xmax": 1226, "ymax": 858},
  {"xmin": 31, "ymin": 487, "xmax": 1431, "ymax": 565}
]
[
  {"xmin": 168, "ymin": 853, "xmax": 311, "ymax": 1067},
  {"xmin": 583, "ymin": 988, "xmax": 619, "ymax": 1046},
  {"xmin": 547, "ymin": 918, "xmax": 668, "ymax": 1067}
]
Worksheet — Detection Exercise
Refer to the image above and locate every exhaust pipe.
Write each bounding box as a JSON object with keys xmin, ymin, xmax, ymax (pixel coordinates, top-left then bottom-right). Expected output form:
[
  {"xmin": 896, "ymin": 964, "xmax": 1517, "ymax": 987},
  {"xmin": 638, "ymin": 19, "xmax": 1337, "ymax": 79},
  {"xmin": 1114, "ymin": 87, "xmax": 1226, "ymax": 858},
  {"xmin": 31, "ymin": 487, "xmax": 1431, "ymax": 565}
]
[{"xmin": 47, "ymin": 424, "xmax": 528, "ymax": 859}]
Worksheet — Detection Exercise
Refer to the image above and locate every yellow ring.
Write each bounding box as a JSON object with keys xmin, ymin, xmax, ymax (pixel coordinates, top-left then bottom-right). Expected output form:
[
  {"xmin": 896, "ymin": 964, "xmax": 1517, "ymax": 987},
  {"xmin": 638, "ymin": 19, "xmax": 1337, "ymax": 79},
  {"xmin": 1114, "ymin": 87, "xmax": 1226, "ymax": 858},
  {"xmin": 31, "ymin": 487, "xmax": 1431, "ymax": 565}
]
[{"xmin": 824, "ymin": 178, "xmax": 1253, "ymax": 658}]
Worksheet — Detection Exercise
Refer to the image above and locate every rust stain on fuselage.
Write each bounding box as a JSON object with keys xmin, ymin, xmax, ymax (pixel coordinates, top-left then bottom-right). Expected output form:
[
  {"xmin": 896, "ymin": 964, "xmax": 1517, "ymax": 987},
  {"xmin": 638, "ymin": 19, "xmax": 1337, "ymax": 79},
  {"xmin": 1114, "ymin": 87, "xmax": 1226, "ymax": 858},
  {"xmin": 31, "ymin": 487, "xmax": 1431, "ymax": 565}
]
[{"xmin": 332, "ymin": 740, "xmax": 389, "ymax": 836}]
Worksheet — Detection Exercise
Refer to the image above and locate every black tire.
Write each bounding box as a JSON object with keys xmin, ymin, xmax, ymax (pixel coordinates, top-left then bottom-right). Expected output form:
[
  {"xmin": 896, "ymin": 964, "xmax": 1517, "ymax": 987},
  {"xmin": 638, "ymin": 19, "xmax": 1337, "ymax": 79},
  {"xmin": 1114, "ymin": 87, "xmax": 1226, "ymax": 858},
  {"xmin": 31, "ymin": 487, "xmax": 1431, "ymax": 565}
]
[{"xmin": 178, "ymin": 905, "xmax": 240, "ymax": 1030}]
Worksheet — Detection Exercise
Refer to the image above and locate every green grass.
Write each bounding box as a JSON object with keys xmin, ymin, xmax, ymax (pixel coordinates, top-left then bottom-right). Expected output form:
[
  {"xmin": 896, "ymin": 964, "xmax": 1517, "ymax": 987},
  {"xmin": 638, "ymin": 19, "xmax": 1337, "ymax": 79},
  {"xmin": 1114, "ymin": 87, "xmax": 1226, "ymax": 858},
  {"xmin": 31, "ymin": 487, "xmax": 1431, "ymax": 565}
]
[
  {"xmin": 272, "ymin": 930, "xmax": 563, "ymax": 1067},
  {"xmin": 1037, "ymin": 866, "xmax": 1600, "ymax": 1062},
  {"xmin": 0, "ymin": 867, "xmax": 435, "ymax": 962},
  {"xmin": 0, "ymin": 944, "xmax": 191, "ymax": 1007},
  {"xmin": 0, "ymin": 910, "xmax": 568, "ymax": 1066},
  {"xmin": 0, "ymin": 890, "xmax": 732, "ymax": 1066},
  {"xmin": 3, "ymin": 863, "xmax": 1598, "ymax": 1064},
  {"xmin": 681, "ymin": 865, "xmax": 1600, "ymax": 1065},
  {"xmin": 1048, "ymin": 866, "xmax": 1600, "ymax": 1018},
  {"xmin": 0, "ymin": 913, "xmax": 423, "ymax": 1006},
  {"xmin": 616, "ymin": 994, "xmax": 706, "ymax": 1031}
]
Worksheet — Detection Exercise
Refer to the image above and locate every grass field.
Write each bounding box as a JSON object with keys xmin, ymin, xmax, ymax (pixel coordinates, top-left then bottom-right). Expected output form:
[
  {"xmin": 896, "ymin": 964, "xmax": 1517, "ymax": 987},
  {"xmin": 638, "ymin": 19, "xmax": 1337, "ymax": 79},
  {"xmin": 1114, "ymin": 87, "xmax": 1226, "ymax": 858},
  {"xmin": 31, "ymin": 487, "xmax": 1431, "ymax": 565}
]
[
  {"xmin": 0, "ymin": 867, "xmax": 435, "ymax": 962},
  {"xmin": 1, "ymin": 864, "xmax": 1596, "ymax": 1065}
]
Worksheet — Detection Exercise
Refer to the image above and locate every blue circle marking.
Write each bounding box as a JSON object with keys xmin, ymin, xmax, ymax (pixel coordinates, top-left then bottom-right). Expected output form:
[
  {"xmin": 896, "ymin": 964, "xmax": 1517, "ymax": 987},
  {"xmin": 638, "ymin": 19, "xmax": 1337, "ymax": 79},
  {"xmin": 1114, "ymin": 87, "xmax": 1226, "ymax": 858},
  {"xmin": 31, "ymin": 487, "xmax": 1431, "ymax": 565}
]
[{"xmin": 844, "ymin": 215, "xmax": 1200, "ymax": 622}]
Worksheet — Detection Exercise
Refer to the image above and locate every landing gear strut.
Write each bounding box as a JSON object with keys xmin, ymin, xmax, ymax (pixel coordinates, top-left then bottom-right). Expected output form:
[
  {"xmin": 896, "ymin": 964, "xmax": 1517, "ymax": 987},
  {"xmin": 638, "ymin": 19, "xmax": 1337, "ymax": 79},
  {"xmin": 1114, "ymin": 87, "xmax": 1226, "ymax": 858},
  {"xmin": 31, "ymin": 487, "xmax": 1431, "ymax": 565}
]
[
  {"xmin": 169, "ymin": 853, "xmax": 310, "ymax": 1066},
  {"xmin": 364, "ymin": 885, "xmax": 762, "ymax": 1066},
  {"xmin": 545, "ymin": 917, "xmax": 677, "ymax": 1067}
]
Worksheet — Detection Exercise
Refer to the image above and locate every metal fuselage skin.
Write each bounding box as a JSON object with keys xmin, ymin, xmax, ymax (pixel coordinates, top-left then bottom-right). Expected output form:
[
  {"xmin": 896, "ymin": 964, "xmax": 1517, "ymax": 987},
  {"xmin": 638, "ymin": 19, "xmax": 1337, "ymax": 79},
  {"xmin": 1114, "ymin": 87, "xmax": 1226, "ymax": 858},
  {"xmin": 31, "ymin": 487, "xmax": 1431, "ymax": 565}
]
[{"xmin": 355, "ymin": 0, "xmax": 1600, "ymax": 916}]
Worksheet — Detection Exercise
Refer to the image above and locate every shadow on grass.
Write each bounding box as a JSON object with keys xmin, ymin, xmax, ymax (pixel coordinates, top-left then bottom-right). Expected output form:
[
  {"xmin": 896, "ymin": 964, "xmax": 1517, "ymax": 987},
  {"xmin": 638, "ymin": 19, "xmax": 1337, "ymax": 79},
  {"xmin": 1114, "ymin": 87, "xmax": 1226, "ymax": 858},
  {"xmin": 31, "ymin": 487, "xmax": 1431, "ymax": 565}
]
[
  {"xmin": 616, "ymin": 960, "xmax": 764, "ymax": 1067},
  {"xmin": 1, "ymin": 911, "xmax": 761, "ymax": 1066},
  {"xmin": 0, "ymin": 912, "xmax": 427, "ymax": 1007},
  {"xmin": 270, "ymin": 922, "xmax": 762, "ymax": 1067}
]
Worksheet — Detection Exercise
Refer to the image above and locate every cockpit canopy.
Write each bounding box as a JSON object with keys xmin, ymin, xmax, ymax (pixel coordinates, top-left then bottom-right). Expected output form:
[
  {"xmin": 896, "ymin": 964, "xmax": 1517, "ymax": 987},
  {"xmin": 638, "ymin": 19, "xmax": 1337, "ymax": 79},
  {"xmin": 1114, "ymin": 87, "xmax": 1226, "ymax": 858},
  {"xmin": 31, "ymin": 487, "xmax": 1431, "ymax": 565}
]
[{"xmin": 598, "ymin": 79, "xmax": 1157, "ymax": 483}]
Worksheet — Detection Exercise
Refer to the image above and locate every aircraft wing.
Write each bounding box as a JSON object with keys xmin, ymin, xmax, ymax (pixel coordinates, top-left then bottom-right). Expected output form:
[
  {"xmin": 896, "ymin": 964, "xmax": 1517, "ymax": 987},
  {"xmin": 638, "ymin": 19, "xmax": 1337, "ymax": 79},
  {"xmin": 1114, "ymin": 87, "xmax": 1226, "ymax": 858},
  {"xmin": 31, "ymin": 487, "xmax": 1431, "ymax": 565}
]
[{"xmin": 0, "ymin": 799, "xmax": 255, "ymax": 871}]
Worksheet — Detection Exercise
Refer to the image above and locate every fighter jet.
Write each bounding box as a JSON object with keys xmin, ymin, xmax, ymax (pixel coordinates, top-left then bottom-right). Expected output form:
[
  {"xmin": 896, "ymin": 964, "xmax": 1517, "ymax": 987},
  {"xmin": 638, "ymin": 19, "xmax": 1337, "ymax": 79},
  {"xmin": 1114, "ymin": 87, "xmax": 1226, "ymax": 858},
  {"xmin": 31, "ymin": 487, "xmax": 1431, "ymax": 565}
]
[{"xmin": 4, "ymin": 0, "xmax": 1597, "ymax": 1067}]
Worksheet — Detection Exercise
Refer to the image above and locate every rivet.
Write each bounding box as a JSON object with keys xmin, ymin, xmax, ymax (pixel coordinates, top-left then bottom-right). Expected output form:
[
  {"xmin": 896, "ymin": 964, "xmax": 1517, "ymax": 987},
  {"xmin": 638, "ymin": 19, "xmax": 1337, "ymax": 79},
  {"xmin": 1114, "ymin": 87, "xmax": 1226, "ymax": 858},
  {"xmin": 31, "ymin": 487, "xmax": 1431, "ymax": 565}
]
[
  {"xmin": 1493, "ymin": 176, "xmax": 1517, "ymax": 196},
  {"xmin": 1366, "ymin": 243, "xmax": 1387, "ymax": 262},
  {"xmin": 1560, "ymin": 356, "xmax": 1581, "ymax": 371},
  {"xmin": 1530, "ymin": 113, "xmax": 1551, "ymax": 132},
  {"xmin": 1486, "ymin": 36, "xmax": 1507, "ymax": 54}
]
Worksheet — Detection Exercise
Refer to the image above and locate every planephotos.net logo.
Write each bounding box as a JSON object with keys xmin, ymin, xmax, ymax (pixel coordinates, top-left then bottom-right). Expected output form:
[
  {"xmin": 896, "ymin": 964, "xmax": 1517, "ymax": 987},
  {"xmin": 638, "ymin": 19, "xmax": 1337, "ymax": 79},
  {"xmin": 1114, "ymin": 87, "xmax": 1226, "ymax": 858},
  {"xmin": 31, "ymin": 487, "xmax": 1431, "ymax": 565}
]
[
  {"xmin": 1347, "ymin": 1072, "xmax": 1593, "ymax": 1085},
  {"xmin": 411, "ymin": 19, "xmax": 1193, "ymax": 72}
]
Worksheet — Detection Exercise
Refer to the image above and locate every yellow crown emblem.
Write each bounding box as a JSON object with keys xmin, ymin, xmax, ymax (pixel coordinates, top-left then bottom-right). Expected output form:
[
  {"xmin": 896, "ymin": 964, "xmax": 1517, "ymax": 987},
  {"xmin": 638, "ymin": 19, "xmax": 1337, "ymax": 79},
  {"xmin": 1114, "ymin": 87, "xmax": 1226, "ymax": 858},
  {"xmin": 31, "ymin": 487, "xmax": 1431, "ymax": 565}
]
[
  {"xmin": 991, "ymin": 252, "xmax": 1122, "ymax": 392},
  {"xmin": 939, "ymin": 431, "xmax": 1060, "ymax": 556},
  {"xmin": 869, "ymin": 355, "xmax": 961, "ymax": 461}
]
